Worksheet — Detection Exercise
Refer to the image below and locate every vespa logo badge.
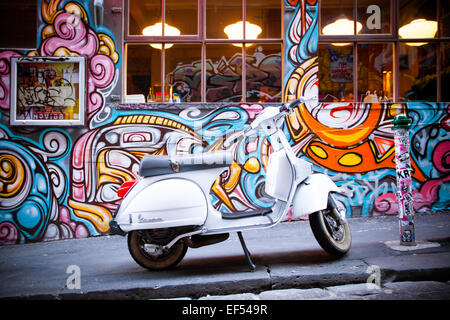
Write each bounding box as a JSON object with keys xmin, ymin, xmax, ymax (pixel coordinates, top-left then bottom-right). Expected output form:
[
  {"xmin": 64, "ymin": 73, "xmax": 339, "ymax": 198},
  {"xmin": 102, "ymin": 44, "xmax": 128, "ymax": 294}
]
[{"xmin": 137, "ymin": 214, "xmax": 163, "ymax": 223}]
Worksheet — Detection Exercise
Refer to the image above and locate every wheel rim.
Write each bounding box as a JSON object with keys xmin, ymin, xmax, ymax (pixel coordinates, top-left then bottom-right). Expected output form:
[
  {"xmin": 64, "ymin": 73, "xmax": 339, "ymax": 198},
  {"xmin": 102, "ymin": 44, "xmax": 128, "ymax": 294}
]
[
  {"xmin": 323, "ymin": 210, "xmax": 346, "ymax": 243},
  {"xmin": 137, "ymin": 233, "xmax": 177, "ymax": 261}
]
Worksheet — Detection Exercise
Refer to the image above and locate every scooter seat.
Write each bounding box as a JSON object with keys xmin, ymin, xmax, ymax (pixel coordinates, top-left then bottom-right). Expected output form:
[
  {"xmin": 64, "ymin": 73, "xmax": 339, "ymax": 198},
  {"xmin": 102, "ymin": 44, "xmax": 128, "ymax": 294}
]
[{"xmin": 139, "ymin": 151, "xmax": 234, "ymax": 177}]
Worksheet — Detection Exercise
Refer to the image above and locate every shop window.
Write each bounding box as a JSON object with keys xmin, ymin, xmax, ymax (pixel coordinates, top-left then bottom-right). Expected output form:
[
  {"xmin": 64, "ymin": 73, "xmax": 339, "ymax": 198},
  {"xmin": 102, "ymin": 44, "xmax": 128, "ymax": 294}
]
[
  {"xmin": 358, "ymin": 43, "xmax": 393, "ymax": 102},
  {"xmin": 125, "ymin": 0, "xmax": 282, "ymax": 103},
  {"xmin": 318, "ymin": 44, "xmax": 354, "ymax": 102},
  {"xmin": 319, "ymin": 0, "xmax": 449, "ymax": 102},
  {"xmin": 205, "ymin": 44, "xmax": 243, "ymax": 102},
  {"xmin": 165, "ymin": 44, "xmax": 202, "ymax": 102},
  {"xmin": 399, "ymin": 43, "xmax": 437, "ymax": 101},
  {"xmin": 126, "ymin": 45, "xmax": 161, "ymax": 101}
]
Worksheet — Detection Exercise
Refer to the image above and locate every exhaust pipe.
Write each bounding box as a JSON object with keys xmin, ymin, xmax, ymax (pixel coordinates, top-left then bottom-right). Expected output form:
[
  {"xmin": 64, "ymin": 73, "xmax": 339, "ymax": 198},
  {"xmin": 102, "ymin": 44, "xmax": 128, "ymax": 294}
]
[{"xmin": 183, "ymin": 233, "xmax": 229, "ymax": 248}]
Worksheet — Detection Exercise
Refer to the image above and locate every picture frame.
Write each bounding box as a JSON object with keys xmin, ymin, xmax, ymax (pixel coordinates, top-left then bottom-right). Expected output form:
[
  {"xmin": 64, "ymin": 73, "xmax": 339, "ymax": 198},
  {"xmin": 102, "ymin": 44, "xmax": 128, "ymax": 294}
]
[{"xmin": 10, "ymin": 56, "xmax": 86, "ymax": 126}]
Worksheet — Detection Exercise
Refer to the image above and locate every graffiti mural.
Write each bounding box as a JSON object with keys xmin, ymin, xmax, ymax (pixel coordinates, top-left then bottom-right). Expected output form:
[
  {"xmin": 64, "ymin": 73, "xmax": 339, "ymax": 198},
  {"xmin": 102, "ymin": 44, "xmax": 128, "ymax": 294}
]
[
  {"xmin": 0, "ymin": 0, "xmax": 448, "ymax": 244},
  {"xmin": 68, "ymin": 103, "xmax": 276, "ymax": 235},
  {"xmin": 0, "ymin": 125, "xmax": 89, "ymax": 243},
  {"xmin": 0, "ymin": 0, "xmax": 120, "ymax": 243},
  {"xmin": 283, "ymin": 0, "xmax": 449, "ymax": 216}
]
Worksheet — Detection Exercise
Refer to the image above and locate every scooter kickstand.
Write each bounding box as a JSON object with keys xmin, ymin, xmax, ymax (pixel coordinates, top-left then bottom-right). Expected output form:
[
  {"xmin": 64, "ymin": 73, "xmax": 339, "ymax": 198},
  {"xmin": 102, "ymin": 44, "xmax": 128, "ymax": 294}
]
[{"xmin": 237, "ymin": 232, "xmax": 256, "ymax": 271}]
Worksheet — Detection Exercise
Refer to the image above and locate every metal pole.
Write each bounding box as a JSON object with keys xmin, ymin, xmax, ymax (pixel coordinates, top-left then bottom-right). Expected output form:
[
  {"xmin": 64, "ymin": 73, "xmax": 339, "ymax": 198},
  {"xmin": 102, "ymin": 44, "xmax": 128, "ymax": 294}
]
[{"xmin": 392, "ymin": 114, "xmax": 415, "ymax": 246}]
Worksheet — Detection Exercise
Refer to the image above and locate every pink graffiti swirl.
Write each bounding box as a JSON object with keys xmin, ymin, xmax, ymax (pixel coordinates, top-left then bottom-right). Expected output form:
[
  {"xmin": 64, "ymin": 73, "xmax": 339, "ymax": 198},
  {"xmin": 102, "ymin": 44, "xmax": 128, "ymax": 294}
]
[
  {"xmin": 89, "ymin": 54, "xmax": 115, "ymax": 88},
  {"xmin": 0, "ymin": 51, "xmax": 21, "ymax": 110},
  {"xmin": 0, "ymin": 221, "xmax": 18, "ymax": 244},
  {"xmin": 41, "ymin": 12, "xmax": 99, "ymax": 57},
  {"xmin": 39, "ymin": 11, "xmax": 118, "ymax": 115}
]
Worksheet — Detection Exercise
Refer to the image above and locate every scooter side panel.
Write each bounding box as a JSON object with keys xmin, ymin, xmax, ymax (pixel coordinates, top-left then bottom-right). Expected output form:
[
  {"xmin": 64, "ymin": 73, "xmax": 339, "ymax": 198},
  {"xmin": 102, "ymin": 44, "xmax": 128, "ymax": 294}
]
[
  {"xmin": 292, "ymin": 173, "xmax": 341, "ymax": 217},
  {"xmin": 116, "ymin": 179, "xmax": 208, "ymax": 231}
]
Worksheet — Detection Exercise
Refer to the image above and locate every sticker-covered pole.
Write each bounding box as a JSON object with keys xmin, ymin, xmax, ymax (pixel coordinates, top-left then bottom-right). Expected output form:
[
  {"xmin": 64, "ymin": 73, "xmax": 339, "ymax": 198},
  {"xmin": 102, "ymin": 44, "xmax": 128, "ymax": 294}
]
[{"xmin": 392, "ymin": 114, "xmax": 415, "ymax": 246}]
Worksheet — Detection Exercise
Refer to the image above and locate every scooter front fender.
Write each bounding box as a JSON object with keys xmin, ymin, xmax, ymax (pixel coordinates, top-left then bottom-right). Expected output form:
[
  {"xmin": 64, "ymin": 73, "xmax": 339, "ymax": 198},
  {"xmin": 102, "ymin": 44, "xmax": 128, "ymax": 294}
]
[{"xmin": 292, "ymin": 173, "xmax": 341, "ymax": 218}]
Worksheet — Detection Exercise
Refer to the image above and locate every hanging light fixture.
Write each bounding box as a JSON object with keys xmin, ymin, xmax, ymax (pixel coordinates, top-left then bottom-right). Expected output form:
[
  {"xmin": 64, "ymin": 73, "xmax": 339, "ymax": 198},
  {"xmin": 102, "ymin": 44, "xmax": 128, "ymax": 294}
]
[
  {"xmin": 224, "ymin": 21, "xmax": 262, "ymax": 47},
  {"xmin": 322, "ymin": 18, "xmax": 363, "ymax": 46},
  {"xmin": 399, "ymin": 19, "xmax": 438, "ymax": 46},
  {"xmin": 142, "ymin": 22, "xmax": 181, "ymax": 49}
]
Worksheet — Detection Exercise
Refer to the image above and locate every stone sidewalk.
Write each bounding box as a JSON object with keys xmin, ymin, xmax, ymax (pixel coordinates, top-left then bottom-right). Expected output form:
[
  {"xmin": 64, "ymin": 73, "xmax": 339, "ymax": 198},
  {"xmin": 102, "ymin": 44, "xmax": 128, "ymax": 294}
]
[{"xmin": 1, "ymin": 212, "xmax": 449, "ymax": 300}]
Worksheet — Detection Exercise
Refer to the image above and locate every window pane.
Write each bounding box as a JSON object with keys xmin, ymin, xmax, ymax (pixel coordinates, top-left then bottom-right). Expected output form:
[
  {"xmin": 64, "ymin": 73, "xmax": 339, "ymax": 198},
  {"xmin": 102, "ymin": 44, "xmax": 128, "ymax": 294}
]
[
  {"xmin": 399, "ymin": 0, "xmax": 437, "ymax": 42},
  {"xmin": 206, "ymin": 44, "xmax": 242, "ymax": 102},
  {"xmin": 246, "ymin": 0, "xmax": 281, "ymax": 39},
  {"xmin": 399, "ymin": 43, "xmax": 437, "ymax": 101},
  {"xmin": 206, "ymin": 0, "xmax": 242, "ymax": 39},
  {"xmin": 442, "ymin": 42, "xmax": 450, "ymax": 102},
  {"xmin": 320, "ymin": 0, "xmax": 355, "ymax": 36},
  {"xmin": 357, "ymin": 0, "xmax": 391, "ymax": 34},
  {"xmin": 441, "ymin": 1, "xmax": 450, "ymax": 37},
  {"xmin": 166, "ymin": 0, "xmax": 197, "ymax": 35},
  {"xmin": 165, "ymin": 44, "xmax": 202, "ymax": 102},
  {"xmin": 246, "ymin": 44, "xmax": 282, "ymax": 102},
  {"xmin": 0, "ymin": 0, "xmax": 37, "ymax": 48},
  {"xmin": 318, "ymin": 44, "xmax": 354, "ymax": 102},
  {"xmin": 357, "ymin": 43, "xmax": 393, "ymax": 102},
  {"xmin": 126, "ymin": 45, "xmax": 161, "ymax": 102},
  {"xmin": 129, "ymin": 0, "xmax": 161, "ymax": 36}
]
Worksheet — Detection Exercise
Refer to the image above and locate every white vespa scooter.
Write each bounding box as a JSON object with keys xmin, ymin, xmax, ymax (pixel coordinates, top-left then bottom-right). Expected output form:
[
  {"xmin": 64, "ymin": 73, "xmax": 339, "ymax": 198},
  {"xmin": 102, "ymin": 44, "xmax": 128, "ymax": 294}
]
[{"xmin": 109, "ymin": 98, "xmax": 351, "ymax": 271}]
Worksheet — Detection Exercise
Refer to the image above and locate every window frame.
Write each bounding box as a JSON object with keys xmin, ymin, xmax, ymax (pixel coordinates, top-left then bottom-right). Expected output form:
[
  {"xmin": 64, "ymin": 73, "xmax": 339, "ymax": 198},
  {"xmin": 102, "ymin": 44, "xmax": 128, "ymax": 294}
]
[
  {"xmin": 123, "ymin": 0, "xmax": 284, "ymax": 103},
  {"xmin": 318, "ymin": 0, "xmax": 450, "ymax": 102}
]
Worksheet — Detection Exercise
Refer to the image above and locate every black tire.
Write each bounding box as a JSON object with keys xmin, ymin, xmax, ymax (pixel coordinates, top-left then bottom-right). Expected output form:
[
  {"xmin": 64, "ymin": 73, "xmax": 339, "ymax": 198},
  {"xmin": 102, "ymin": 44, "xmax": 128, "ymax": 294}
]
[
  {"xmin": 309, "ymin": 194, "xmax": 351, "ymax": 257},
  {"xmin": 127, "ymin": 230, "xmax": 188, "ymax": 271}
]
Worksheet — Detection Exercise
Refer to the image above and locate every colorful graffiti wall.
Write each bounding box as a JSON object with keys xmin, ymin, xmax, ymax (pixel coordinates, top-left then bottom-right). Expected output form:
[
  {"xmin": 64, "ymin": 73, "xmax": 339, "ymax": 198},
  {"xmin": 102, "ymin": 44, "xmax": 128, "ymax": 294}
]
[{"xmin": 0, "ymin": 0, "xmax": 448, "ymax": 244}]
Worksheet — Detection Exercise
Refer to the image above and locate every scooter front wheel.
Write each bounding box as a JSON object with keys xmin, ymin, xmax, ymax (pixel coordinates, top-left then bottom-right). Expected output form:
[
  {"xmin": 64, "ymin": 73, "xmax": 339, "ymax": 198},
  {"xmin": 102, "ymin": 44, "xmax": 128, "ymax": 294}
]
[
  {"xmin": 128, "ymin": 230, "xmax": 188, "ymax": 271},
  {"xmin": 309, "ymin": 194, "xmax": 351, "ymax": 257}
]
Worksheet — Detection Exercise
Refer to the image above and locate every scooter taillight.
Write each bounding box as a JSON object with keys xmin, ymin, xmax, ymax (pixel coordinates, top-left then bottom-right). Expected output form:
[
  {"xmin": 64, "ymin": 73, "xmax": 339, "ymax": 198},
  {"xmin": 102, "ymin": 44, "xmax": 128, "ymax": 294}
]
[{"xmin": 117, "ymin": 180, "xmax": 137, "ymax": 198}]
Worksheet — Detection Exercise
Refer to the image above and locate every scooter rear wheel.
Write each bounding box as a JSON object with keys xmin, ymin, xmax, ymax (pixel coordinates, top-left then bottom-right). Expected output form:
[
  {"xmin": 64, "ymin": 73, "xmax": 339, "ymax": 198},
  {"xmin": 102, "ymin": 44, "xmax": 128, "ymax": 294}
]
[
  {"xmin": 128, "ymin": 230, "xmax": 188, "ymax": 271},
  {"xmin": 309, "ymin": 194, "xmax": 351, "ymax": 257}
]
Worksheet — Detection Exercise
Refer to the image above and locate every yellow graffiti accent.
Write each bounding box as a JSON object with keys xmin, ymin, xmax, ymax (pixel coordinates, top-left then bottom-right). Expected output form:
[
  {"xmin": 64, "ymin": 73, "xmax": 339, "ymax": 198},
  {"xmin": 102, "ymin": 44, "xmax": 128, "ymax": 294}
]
[
  {"xmin": 243, "ymin": 157, "xmax": 260, "ymax": 173},
  {"xmin": 338, "ymin": 152, "xmax": 363, "ymax": 167},
  {"xmin": 223, "ymin": 162, "xmax": 242, "ymax": 191},
  {"xmin": 64, "ymin": 2, "xmax": 89, "ymax": 25},
  {"xmin": 98, "ymin": 34, "xmax": 120, "ymax": 64},
  {"xmin": 260, "ymin": 137, "xmax": 271, "ymax": 171},
  {"xmin": 97, "ymin": 150, "xmax": 134, "ymax": 185},
  {"xmin": 388, "ymin": 104, "xmax": 403, "ymax": 117},
  {"xmin": 42, "ymin": 0, "xmax": 63, "ymax": 24},
  {"xmin": 54, "ymin": 47, "xmax": 79, "ymax": 57},
  {"xmin": 68, "ymin": 198, "xmax": 112, "ymax": 233},
  {"xmin": 210, "ymin": 161, "xmax": 245, "ymax": 211},
  {"xmin": 368, "ymin": 140, "xmax": 395, "ymax": 163},
  {"xmin": 41, "ymin": 24, "xmax": 56, "ymax": 40},
  {"xmin": 212, "ymin": 177, "xmax": 235, "ymax": 211},
  {"xmin": 0, "ymin": 154, "xmax": 25, "ymax": 198},
  {"xmin": 309, "ymin": 145, "xmax": 328, "ymax": 159}
]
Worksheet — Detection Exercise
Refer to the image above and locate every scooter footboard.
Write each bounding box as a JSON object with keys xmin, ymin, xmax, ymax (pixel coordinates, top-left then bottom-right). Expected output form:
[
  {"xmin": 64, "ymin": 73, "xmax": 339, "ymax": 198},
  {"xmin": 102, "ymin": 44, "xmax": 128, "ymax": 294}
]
[{"xmin": 292, "ymin": 173, "xmax": 341, "ymax": 218}]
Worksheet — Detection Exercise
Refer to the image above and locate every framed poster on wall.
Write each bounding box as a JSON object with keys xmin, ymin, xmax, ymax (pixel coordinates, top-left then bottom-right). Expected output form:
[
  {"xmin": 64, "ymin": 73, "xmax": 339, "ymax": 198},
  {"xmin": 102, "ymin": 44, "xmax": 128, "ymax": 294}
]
[{"xmin": 10, "ymin": 56, "xmax": 86, "ymax": 126}]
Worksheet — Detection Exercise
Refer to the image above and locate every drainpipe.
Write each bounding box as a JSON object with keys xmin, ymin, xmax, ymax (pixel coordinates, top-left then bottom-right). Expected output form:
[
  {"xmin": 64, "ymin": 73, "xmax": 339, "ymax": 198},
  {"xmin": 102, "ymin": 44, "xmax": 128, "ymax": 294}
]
[
  {"xmin": 94, "ymin": 0, "xmax": 104, "ymax": 27},
  {"xmin": 392, "ymin": 113, "xmax": 416, "ymax": 246}
]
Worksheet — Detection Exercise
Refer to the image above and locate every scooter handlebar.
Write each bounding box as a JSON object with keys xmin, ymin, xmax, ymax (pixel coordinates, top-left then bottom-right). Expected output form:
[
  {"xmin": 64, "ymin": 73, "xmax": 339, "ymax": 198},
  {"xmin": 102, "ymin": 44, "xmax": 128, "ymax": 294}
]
[
  {"xmin": 224, "ymin": 97, "xmax": 316, "ymax": 148},
  {"xmin": 280, "ymin": 96, "xmax": 317, "ymax": 112}
]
